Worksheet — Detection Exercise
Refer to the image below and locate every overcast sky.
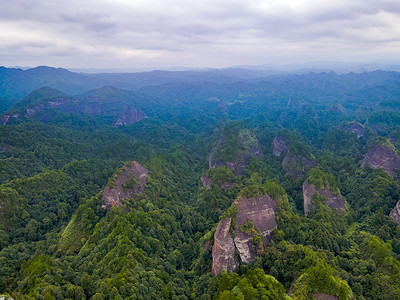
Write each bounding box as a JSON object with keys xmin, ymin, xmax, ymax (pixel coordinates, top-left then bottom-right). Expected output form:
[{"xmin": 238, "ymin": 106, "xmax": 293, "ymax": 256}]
[{"xmin": 1, "ymin": 0, "xmax": 400, "ymax": 70}]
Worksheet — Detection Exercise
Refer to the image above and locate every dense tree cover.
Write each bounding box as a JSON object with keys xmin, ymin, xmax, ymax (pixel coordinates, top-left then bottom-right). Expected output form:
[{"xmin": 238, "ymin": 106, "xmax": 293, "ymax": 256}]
[{"xmin": 1, "ymin": 69, "xmax": 400, "ymax": 299}]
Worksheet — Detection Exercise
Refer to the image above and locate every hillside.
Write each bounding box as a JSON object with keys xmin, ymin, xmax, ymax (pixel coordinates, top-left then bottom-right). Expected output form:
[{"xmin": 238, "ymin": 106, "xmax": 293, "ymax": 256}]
[{"xmin": 1, "ymin": 68, "xmax": 400, "ymax": 299}]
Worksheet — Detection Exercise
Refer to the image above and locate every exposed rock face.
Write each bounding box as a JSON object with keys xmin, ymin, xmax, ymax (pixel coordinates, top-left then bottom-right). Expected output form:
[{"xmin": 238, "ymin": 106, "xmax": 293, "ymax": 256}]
[
  {"xmin": 212, "ymin": 194, "xmax": 277, "ymax": 276},
  {"xmin": 344, "ymin": 122, "xmax": 365, "ymax": 138},
  {"xmin": 113, "ymin": 106, "xmax": 147, "ymax": 126},
  {"xmin": 201, "ymin": 175, "xmax": 213, "ymax": 190},
  {"xmin": 303, "ymin": 180, "xmax": 345, "ymax": 216},
  {"xmin": 209, "ymin": 132, "xmax": 261, "ymax": 176},
  {"xmin": 234, "ymin": 195, "xmax": 277, "ymax": 262},
  {"xmin": 283, "ymin": 153, "xmax": 316, "ymax": 180},
  {"xmin": 389, "ymin": 200, "xmax": 400, "ymax": 225},
  {"xmin": 361, "ymin": 143, "xmax": 400, "ymax": 180},
  {"xmin": 1, "ymin": 114, "xmax": 19, "ymax": 125},
  {"xmin": 102, "ymin": 161, "xmax": 148, "ymax": 210},
  {"xmin": 313, "ymin": 293, "xmax": 339, "ymax": 300},
  {"xmin": 272, "ymin": 136, "xmax": 289, "ymax": 157},
  {"xmin": 211, "ymin": 218, "xmax": 238, "ymax": 276}
]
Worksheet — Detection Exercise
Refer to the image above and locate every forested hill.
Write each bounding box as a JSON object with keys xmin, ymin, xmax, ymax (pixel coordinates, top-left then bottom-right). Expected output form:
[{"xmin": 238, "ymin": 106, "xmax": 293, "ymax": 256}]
[{"xmin": 1, "ymin": 67, "xmax": 400, "ymax": 299}]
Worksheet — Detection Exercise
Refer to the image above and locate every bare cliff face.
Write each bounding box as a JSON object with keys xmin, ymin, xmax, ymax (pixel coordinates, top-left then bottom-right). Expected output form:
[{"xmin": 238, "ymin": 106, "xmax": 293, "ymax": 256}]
[
  {"xmin": 390, "ymin": 201, "xmax": 400, "ymax": 225},
  {"xmin": 303, "ymin": 180, "xmax": 345, "ymax": 216},
  {"xmin": 113, "ymin": 106, "xmax": 147, "ymax": 126},
  {"xmin": 344, "ymin": 122, "xmax": 365, "ymax": 138},
  {"xmin": 102, "ymin": 161, "xmax": 148, "ymax": 210},
  {"xmin": 211, "ymin": 218, "xmax": 238, "ymax": 276},
  {"xmin": 211, "ymin": 194, "xmax": 277, "ymax": 276},
  {"xmin": 361, "ymin": 142, "xmax": 400, "ymax": 180},
  {"xmin": 272, "ymin": 136, "xmax": 289, "ymax": 157}
]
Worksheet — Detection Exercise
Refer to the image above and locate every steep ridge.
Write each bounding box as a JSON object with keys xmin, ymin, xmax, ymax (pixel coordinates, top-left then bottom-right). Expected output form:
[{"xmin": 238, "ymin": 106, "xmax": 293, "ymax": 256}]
[
  {"xmin": 303, "ymin": 168, "xmax": 345, "ymax": 216},
  {"xmin": 272, "ymin": 134, "xmax": 316, "ymax": 179},
  {"xmin": 390, "ymin": 201, "xmax": 400, "ymax": 225},
  {"xmin": 1, "ymin": 85, "xmax": 148, "ymax": 126},
  {"xmin": 102, "ymin": 161, "xmax": 148, "ymax": 210},
  {"xmin": 209, "ymin": 122, "xmax": 261, "ymax": 176},
  {"xmin": 361, "ymin": 139, "xmax": 400, "ymax": 180},
  {"xmin": 212, "ymin": 194, "xmax": 277, "ymax": 276},
  {"xmin": 343, "ymin": 121, "xmax": 365, "ymax": 138}
]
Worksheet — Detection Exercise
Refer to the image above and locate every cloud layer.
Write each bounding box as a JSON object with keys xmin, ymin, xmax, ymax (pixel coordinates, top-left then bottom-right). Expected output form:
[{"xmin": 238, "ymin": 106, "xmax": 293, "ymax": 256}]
[{"xmin": 1, "ymin": 0, "xmax": 399, "ymax": 69}]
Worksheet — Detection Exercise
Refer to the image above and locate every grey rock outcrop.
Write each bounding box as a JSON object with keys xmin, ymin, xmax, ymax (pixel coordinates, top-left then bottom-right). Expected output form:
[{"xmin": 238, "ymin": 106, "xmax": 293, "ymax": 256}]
[
  {"xmin": 211, "ymin": 218, "xmax": 238, "ymax": 276},
  {"xmin": 113, "ymin": 106, "xmax": 147, "ymax": 126},
  {"xmin": 212, "ymin": 194, "xmax": 277, "ymax": 276},
  {"xmin": 362, "ymin": 142, "xmax": 400, "ymax": 180},
  {"xmin": 303, "ymin": 180, "xmax": 345, "ymax": 216},
  {"xmin": 344, "ymin": 122, "xmax": 365, "ymax": 138},
  {"xmin": 209, "ymin": 133, "xmax": 261, "ymax": 176},
  {"xmin": 390, "ymin": 201, "xmax": 400, "ymax": 225},
  {"xmin": 102, "ymin": 161, "xmax": 148, "ymax": 210},
  {"xmin": 272, "ymin": 136, "xmax": 289, "ymax": 157}
]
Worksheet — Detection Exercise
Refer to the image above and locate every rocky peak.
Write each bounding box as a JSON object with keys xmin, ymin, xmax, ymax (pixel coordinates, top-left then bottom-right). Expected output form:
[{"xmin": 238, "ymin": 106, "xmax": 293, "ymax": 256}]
[
  {"xmin": 361, "ymin": 140, "xmax": 400, "ymax": 180},
  {"xmin": 211, "ymin": 194, "xmax": 277, "ymax": 276},
  {"xmin": 209, "ymin": 125, "xmax": 261, "ymax": 176},
  {"xmin": 272, "ymin": 134, "xmax": 316, "ymax": 179},
  {"xmin": 102, "ymin": 161, "xmax": 148, "ymax": 210},
  {"xmin": 303, "ymin": 179, "xmax": 345, "ymax": 216},
  {"xmin": 390, "ymin": 200, "xmax": 400, "ymax": 225},
  {"xmin": 200, "ymin": 167, "xmax": 237, "ymax": 190},
  {"xmin": 113, "ymin": 106, "xmax": 147, "ymax": 126},
  {"xmin": 272, "ymin": 136, "xmax": 289, "ymax": 157},
  {"xmin": 344, "ymin": 122, "xmax": 365, "ymax": 138},
  {"xmin": 283, "ymin": 153, "xmax": 316, "ymax": 180}
]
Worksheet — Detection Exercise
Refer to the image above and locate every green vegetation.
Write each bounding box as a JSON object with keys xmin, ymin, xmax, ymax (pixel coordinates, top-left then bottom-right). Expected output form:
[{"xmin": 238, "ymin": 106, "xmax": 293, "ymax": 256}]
[
  {"xmin": 214, "ymin": 121, "xmax": 259, "ymax": 163},
  {"xmin": 206, "ymin": 167, "xmax": 237, "ymax": 185},
  {"xmin": 1, "ymin": 69, "xmax": 400, "ymax": 299},
  {"xmin": 308, "ymin": 167, "xmax": 341, "ymax": 195}
]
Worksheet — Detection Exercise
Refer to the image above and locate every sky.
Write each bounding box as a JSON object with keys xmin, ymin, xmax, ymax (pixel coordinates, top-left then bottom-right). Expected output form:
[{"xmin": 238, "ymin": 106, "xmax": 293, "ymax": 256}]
[{"xmin": 1, "ymin": 0, "xmax": 400, "ymax": 70}]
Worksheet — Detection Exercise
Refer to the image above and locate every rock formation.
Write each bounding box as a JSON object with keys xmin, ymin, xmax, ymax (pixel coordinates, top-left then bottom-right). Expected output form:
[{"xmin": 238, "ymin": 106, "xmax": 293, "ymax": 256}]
[
  {"xmin": 303, "ymin": 180, "xmax": 345, "ymax": 216},
  {"xmin": 1, "ymin": 86, "xmax": 148, "ymax": 126},
  {"xmin": 211, "ymin": 218, "xmax": 238, "ymax": 276},
  {"xmin": 211, "ymin": 194, "xmax": 277, "ymax": 276},
  {"xmin": 273, "ymin": 135, "xmax": 316, "ymax": 179},
  {"xmin": 102, "ymin": 161, "xmax": 148, "ymax": 210},
  {"xmin": 272, "ymin": 136, "xmax": 289, "ymax": 157},
  {"xmin": 390, "ymin": 201, "xmax": 400, "ymax": 225},
  {"xmin": 209, "ymin": 130, "xmax": 261, "ymax": 176},
  {"xmin": 283, "ymin": 154, "xmax": 316, "ymax": 180},
  {"xmin": 361, "ymin": 141, "xmax": 400, "ymax": 180},
  {"xmin": 344, "ymin": 122, "xmax": 365, "ymax": 138},
  {"xmin": 113, "ymin": 106, "xmax": 147, "ymax": 126}
]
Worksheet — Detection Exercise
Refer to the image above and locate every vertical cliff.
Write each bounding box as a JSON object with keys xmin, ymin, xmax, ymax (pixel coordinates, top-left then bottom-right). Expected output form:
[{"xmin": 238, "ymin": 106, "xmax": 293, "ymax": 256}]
[
  {"xmin": 212, "ymin": 194, "xmax": 277, "ymax": 276},
  {"xmin": 361, "ymin": 140, "xmax": 400, "ymax": 180},
  {"xmin": 390, "ymin": 201, "xmax": 400, "ymax": 225}
]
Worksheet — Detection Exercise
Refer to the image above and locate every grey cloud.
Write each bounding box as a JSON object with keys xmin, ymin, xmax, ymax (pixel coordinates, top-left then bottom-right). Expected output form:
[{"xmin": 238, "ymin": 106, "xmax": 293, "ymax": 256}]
[{"xmin": 0, "ymin": 0, "xmax": 399, "ymax": 68}]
